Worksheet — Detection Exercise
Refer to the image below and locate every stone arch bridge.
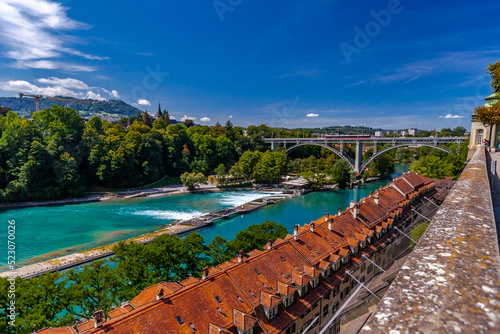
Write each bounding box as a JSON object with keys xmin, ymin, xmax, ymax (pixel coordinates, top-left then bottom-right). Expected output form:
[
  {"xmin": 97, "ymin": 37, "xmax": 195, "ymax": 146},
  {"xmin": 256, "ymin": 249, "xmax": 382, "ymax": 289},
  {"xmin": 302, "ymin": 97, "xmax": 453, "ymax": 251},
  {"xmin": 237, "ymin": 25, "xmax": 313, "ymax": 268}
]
[{"xmin": 264, "ymin": 137, "xmax": 468, "ymax": 173}]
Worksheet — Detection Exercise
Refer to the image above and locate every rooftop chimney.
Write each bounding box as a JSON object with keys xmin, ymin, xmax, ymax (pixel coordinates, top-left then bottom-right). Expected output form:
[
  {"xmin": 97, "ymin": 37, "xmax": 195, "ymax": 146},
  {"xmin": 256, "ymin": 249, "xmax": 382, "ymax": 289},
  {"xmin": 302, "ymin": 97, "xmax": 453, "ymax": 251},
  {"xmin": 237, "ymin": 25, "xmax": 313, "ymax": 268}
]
[
  {"xmin": 202, "ymin": 267, "xmax": 209, "ymax": 280},
  {"xmin": 310, "ymin": 222, "xmax": 315, "ymax": 233},
  {"xmin": 328, "ymin": 218, "xmax": 333, "ymax": 231},
  {"xmin": 93, "ymin": 310, "xmax": 105, "ymax": 328},
  {"xmin": 374, "ymin": 193, "xmax": 379, "ymax": 205},
  {"xmin": 238, "ymin": 250, "xmax": 245, "ymax": 263},
  {"xmin": 156, "ymin": 286, "xmax": 164, "ymax": 300},
  {"xmin": 338, "ymin": 207, "xmax": 342, "ymax": 216},
  {"xmin": 266, "ymin": 238, "xmax": 273, "ymax": 250},
  {"xmin": 325, "ymin": 209, "xmax": 329, "ymax": 222},
  {"xmin": 351, "ymin": 203, "xmax": 359, "ymax": 219},
  {"xmin": 350, "ymin": 200, "xmax": 357, "ymax": 209},
  {"xmin": 294, "ymin": 224, "xmax": 300, "ymax": 241}
]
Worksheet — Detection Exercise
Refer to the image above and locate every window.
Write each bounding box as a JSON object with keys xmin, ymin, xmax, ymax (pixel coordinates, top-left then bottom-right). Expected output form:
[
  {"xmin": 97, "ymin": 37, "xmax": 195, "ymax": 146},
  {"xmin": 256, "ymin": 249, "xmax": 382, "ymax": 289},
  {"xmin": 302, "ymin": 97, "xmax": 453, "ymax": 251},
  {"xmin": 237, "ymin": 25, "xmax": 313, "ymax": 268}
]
[
  {"xmin": 477, "ymin": 129, "xmax": 484, "ymax": 145},
  {"xmin": 360, "ymin": 263, "xmax": 366, "ymax": 273},
  {"xmin": 340, "ymin": 287, "xmax": 350, "ymax": 300},
  {"xmin": 254, "ymin": 269, "xmax": 261, "ymax": 275},
  {"xmin": 332, "ymin": 286, "xmax": 340, "ymax": 297},
  {"xmin": 361, "ymin": 276, "xmax": 366, "ymax": 283},
  {"xmin": 332, "ymin": 302, "xmax": 339, "ymax": 313},
  {"xmin": 175, "ymin": 316, "xmax": 184, "ymax": 325},
  {"xmin": 269, "ymin": 306, "xmax": 277, "ymax": 319},
  {"xmin": 351, "ymin": 278, "xmax": 358, "ymax": 289},
  {"xmin": 367, "ymin": 264, "xmax": 373, "ymax": 274},
  {"xmin": 311, "ymin": 277, "xmax": 319, "ymax": 288},
  {"xmin": 215, "ymin": 296, "xmax": 221, "ymax": 303},
  {"xmin": 323, "ymin": 305, "xmax": 329, "ymax": 318},
  {"xmin": 324, "ymin": 268, "xmax": 331, "ymax": 278},
  {"xmin": 237, "ymin": 296, "xmax": 244, "ymax": 303},
  {"xmin": 284, "ymin": 294, "xmax": 294, "ymax": 307}
]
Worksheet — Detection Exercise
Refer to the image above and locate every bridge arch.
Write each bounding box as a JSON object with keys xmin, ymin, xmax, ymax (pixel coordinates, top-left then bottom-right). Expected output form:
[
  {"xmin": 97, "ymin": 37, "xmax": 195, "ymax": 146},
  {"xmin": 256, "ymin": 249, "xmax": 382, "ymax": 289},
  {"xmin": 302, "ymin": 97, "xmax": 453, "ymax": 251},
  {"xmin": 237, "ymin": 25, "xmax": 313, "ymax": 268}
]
[
  {"xmin": 360, "ymin": 143, "xmax": 455, "ymax": 173},
  {"xmin": 285, "ymin": 143, "xmax": 355, "ymax": 170}
]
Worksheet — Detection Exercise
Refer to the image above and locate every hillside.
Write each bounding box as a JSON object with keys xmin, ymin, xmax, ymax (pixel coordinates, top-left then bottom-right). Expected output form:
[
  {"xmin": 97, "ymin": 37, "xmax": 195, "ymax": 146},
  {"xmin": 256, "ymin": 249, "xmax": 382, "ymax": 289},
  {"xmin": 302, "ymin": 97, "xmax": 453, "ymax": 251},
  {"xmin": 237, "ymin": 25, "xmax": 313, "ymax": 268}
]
[{"xmin": 0, "ymin": 96, "xmax": 143, "ymax": 118}]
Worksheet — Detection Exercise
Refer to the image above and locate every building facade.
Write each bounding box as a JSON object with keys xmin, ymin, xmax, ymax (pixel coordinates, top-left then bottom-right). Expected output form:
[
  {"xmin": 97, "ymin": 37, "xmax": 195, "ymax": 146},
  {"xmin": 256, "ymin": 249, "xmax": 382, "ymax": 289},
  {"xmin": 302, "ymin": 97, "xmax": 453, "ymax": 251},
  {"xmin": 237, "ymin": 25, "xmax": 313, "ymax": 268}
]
[{"xmin": 470, "ymin": 93, "xmax": 499, "ymax": 151}]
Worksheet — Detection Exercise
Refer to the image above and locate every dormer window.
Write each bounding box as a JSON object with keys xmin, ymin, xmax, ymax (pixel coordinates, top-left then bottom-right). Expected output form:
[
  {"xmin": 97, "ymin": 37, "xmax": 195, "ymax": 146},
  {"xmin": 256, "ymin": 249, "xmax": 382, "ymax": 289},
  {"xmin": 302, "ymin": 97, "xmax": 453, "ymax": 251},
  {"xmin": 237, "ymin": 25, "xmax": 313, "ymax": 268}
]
[
  {"xmin": 323, "ymin": 268, "xmax": 331, "ymax": 278},
  {"xmin": 310, "ymin": 277, "xmax": 319, "ymax": 288},
  {"xmin": 269, "ymin": 306, "xmax": 278, "ymax": 319},
  {"xmin": 284, "ymin": 294, "xmax": 294, "ymax": 307}
]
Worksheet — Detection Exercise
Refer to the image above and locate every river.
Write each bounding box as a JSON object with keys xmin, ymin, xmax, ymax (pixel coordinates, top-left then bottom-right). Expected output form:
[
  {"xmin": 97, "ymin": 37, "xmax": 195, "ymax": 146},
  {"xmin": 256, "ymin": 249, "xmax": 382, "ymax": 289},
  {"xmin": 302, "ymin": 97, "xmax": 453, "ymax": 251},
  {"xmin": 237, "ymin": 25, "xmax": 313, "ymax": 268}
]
[{"xmin": 0, "ymin": 164, "xmax": 408, "ymax": 271}]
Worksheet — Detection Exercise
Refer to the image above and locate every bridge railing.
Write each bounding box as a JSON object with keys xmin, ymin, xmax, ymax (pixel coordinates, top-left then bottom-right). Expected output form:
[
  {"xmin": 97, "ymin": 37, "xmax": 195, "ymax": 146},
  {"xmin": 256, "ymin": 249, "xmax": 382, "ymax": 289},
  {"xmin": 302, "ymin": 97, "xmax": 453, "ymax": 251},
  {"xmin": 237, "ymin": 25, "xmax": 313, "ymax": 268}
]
[{"xmin": 359, "ymin": 147, "xmax": 500, "ymax": 333}]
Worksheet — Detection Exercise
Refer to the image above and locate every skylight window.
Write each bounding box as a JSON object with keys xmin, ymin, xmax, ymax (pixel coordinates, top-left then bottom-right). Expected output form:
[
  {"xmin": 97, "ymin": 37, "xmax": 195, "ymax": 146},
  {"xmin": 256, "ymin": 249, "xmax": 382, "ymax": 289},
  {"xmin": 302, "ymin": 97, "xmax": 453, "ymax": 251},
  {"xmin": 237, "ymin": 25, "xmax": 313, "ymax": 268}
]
[
  {"xmin": 189, "ymin": 323, "xmax": 196, "ymax": 332},
  {"xmin": 254, "ymin": 269, "xmax": 261, "ymax": 275},
  {"xmin": 176, "ymin": 316, "xmax": 184, "ymax": 325},
  {"xmin": 217, "ymin": 308, "xmax": 227, "ymax": 317},
  {"xmin": 237, "ymin": 296, "xmax": 244, "ymax": 303},
  {"xmin": 306, "ymin": 245, "xmax": 312, "ymax": 250},
  {"xmin": 215, "ymin": 296, "xmax": 221, "ymax": 303},
  {"xmin": 250, "ymin": 290, "xmax": 256, "ymax": 297},
  {"xmin": 280, "ymin": 256, "xmax": 286, "ymax": 261}
]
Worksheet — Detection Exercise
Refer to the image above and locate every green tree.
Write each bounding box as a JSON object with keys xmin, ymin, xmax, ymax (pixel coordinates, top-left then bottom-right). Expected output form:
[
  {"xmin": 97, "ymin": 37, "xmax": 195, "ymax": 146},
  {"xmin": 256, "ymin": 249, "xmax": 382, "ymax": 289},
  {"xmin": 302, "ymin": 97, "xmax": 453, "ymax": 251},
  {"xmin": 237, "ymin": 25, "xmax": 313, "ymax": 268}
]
[
  {"xmin": 228, "ymin": 220, "xmax": 288, "ymax": 253},
  {"xmin": 205, "ymin": 236, "xmax": 233, "ymax": 266},
  {"xmin": 65, "ymin": 260, "xmax": 120, "ymax": 319},
  {"xmin": 410, "ymin": 155, "xmax": 455, "ymax": 178},
  {"xmin": 180, "ymin": 172, "xmax": 207, "ymax": 190},
  {"xmin": 331, "ymin": 159, "xmax": 351, "ymax": 188},
  {"xmin": 253, "ymin": 149, "xmax": 288, "ymax": 183},
  {"xmin": 214, "ymin": 163, "xmax": 227, "ymax": 184}
]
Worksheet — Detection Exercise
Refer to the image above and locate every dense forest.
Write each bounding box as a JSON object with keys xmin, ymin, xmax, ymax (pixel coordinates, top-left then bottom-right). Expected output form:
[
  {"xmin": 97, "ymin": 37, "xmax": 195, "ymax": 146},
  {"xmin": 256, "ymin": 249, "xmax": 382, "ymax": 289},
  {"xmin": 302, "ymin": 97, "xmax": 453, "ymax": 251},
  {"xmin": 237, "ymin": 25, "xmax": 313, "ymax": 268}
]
[{"xmin": 0, "ymin": 221, "xmax": 287, "ymax": 334}]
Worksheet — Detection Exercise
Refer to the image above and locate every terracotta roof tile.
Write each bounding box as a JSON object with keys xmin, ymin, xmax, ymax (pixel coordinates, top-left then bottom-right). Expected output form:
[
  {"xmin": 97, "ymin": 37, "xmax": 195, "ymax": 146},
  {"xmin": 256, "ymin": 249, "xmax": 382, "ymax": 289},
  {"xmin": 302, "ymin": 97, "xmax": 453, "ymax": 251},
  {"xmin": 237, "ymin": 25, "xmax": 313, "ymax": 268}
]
[
  {"xmin": 179, "ymin": 277, "xmax": 200, "ymax": 287},
  {"xmin": 208, "ymin": 323, "xmax": 232, "ymax": 334},
  {"xmin": 233, "ymin": 309, "xmax": 258, "ymax": 331},
  {"xmin": 260, "ymin": 292, "xmax": 282, "ymax": 308},
  {"xmin": 130, "ymin": 282, "xmax": 182, "ymax": 308},
  {"xmin": 277, "ymin": 281, "xmax": 297, "ymax": 296},
  {"xmin": 38, "ymin": 327, "xmax": 77, "ymax": 334},
  {"xmin": 76, "ymin": 320, "xmax": 94, "ymax": 333}
]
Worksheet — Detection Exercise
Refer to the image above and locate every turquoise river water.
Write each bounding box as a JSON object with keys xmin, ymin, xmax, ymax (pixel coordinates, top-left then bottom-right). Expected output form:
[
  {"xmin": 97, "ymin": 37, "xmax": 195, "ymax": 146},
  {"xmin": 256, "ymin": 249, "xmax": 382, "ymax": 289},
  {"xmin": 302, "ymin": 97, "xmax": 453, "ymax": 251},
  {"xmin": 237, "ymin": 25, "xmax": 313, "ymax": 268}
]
[{"xmin": 0, "ymin": 165, "xmax": 407, "ymax": 270}]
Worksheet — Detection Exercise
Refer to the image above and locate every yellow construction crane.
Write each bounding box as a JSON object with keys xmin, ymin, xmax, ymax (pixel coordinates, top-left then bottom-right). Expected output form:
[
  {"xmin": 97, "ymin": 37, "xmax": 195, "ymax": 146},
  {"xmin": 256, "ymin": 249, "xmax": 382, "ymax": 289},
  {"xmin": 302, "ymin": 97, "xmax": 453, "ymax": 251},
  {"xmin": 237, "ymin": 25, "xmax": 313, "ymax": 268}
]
[{"xmin": 19, "ymin": 93, "xmax": 95, "ymax": 112}]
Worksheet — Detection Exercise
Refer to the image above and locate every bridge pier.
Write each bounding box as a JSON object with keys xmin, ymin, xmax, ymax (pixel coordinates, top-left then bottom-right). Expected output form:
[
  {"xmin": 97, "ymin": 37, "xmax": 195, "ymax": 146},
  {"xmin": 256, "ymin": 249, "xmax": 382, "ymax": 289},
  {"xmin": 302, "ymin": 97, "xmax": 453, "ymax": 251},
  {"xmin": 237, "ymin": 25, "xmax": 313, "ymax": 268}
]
[
  {"xmin": 354, "ymin": 141, "xmax": 363, "ymax": 173},
  {"xmin": 271, "ymin": 142, "xmax": 279, "ymax": 151}
]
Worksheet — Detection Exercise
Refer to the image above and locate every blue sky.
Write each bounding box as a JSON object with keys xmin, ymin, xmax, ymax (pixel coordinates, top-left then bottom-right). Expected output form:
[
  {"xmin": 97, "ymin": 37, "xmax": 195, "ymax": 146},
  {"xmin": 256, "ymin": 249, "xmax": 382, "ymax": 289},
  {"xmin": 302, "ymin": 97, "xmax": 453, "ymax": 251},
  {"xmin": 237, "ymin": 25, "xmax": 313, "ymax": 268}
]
[{"xmin": 0, "ymin": 0, "xmax": 499, "ymax": 130}]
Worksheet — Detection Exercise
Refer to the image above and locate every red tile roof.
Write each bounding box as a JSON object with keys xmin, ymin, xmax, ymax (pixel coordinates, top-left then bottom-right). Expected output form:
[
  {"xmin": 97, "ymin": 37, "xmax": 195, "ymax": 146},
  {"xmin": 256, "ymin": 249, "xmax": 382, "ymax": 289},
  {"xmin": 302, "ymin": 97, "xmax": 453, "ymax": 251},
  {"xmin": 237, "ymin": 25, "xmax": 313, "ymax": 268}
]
[
  {"xmin": 208, "ymin": 323, "xmax": 232, "ymax": 334},
  {"xmin": 38, "ymin": 327, "xmax": 77, "ymax": 334},
  {"xmin": 260, "ymin": 292, "xmax": 282, "ymax": 308},
  {"xmin": 233, "ymin": 309, "xmax": 258, "ymax": 330},
  {"xmin": 130, "ymin": 282, "xmax": 182, "ymax": 308}
]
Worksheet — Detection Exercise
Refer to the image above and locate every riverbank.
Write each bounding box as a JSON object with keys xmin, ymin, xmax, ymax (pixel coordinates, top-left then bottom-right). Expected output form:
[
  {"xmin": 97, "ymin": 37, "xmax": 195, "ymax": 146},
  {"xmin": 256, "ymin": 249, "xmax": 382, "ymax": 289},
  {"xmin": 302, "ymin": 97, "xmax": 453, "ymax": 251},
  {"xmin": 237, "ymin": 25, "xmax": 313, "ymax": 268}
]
[{"xmin": 0, "ymin": 190, "xmax": 292, "ymax": 279}]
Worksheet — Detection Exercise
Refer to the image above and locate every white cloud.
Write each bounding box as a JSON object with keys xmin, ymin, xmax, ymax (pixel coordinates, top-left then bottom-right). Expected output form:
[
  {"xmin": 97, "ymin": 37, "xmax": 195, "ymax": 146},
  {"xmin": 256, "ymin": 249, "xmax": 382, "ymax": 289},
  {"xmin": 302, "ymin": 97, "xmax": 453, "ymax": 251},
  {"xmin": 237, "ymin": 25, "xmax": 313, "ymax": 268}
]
[
  {"xmin": 86, "ymin": 91, "xmax": 105, "ymax": 101},
  {"xmin": 137, "ymin": 99, "xmax": 151, "ymax": 106},
  {"xmin": 229, "ymin": 115, "xmax": 233, "ymax": 118},
  {"xmin": 0, "ymin": 0, "xmax": 105, "ymax": 71},
  {"xmin": 181, "ymin": 115, "xmax": 196, "ymax": 121},
  {"xmin": 169, "ymin": 116, "xmax": 176, "ymax": 120},
  {"xmin": 306, "ymin": 113, "xmax": 319, "ymax": 117},
  {"xmin": 200, "ymin": 117, "xmax": 211, "ymax": 122},
  {"xmin": 439, "ymin": 114, "xmax": 464, "ymax": 119},
  {"xmin": 0, "ymin": 77, "xmax": 118, "ymax": 102},
  {"xmin": 110, "ymin": 90, "xmax": 120, "ymax": 98},
  {"xmin": 37, "ymin": 77, "xmax": 89, "ymax": 89}
]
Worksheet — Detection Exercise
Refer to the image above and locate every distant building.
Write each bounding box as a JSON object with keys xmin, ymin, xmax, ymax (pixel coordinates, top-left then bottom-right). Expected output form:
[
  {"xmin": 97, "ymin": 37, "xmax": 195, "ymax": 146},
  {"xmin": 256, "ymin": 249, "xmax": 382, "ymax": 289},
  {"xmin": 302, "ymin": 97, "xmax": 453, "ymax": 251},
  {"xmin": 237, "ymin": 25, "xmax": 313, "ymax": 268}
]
[
  {"xmin": 374, "ymin": 131, "xmax": 383, "ymax": 137},
  {"xmin": 408, "ymin": 128, "xmax": 420, "ymax": 136},
  {"xmin": 400, "ymin": 130, "xmax": 408, "ymax": 136},
  {"xmin": 470, "ymin": 92, "xmax": 499, "ymax": 151}
]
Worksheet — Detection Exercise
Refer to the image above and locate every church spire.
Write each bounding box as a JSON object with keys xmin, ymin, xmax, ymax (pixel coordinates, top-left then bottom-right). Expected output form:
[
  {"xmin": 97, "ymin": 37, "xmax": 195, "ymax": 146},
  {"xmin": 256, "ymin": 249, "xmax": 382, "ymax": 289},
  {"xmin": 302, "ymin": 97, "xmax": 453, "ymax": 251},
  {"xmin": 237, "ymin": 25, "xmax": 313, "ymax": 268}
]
[{"xmin": 156, "ymin": 101, "xmax": 163, "ymax": 118}]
